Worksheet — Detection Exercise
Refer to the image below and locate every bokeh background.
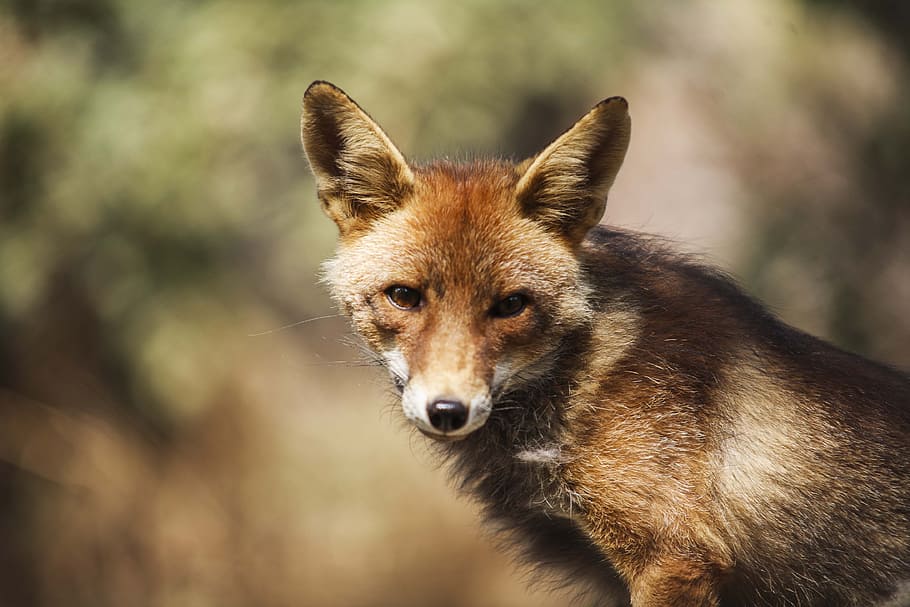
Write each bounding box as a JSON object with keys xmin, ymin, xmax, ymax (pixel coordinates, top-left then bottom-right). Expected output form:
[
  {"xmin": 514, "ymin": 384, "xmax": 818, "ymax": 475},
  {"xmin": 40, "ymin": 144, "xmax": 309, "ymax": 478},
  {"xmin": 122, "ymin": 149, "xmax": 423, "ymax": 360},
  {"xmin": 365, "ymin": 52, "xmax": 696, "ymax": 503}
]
[{"xmin": 1, "ymin": 1, "xmax": 909, "ymax": 605}]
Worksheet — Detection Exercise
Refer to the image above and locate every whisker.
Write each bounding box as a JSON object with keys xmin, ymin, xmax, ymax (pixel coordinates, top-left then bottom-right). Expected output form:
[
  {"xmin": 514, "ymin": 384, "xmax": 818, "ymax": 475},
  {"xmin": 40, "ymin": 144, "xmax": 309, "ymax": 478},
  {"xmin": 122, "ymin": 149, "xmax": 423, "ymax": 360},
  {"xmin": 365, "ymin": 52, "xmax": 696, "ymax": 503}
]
[
  {"xmin": 299, "ymin": 360, "xmax": 361, "ymax": 367},
  {"xmin": 246, "ymin": 313, "xmax": 344, "ymax": 337}
]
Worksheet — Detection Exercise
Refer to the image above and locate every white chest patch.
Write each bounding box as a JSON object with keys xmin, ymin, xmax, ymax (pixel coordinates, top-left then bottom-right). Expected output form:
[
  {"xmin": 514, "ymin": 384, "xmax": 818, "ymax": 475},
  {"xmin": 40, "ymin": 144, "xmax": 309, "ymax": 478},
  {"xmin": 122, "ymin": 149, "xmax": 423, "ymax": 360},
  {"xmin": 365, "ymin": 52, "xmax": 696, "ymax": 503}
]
[
  {"xmin": 515, "ymin": 446, "xmax": 565, "ymax": 465},
  {"xmin": 514, "ymin": 444, "xmax": 581, "ymax": 521}
]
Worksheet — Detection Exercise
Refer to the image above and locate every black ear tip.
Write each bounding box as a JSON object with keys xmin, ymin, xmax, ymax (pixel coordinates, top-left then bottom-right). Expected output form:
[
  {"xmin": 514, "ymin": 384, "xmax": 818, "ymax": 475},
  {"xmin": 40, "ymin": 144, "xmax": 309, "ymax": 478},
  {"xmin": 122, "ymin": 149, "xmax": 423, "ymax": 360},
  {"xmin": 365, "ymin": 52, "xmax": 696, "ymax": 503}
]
[
  {"xmin": 595, "ymin": 96, "xmax": 629, "ymax": 111},
  {"xmin": 303, "ymin": 80, "xmax": 348, "ymax": 103}
]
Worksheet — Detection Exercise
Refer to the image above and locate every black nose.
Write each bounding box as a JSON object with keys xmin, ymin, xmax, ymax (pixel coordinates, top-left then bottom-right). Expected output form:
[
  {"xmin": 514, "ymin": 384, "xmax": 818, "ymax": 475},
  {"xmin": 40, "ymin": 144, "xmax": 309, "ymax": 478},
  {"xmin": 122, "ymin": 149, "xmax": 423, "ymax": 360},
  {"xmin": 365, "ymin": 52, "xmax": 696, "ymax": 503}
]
[{"xmin": 427, "ymin": 400, "xmax": 468, "ymax": 432}]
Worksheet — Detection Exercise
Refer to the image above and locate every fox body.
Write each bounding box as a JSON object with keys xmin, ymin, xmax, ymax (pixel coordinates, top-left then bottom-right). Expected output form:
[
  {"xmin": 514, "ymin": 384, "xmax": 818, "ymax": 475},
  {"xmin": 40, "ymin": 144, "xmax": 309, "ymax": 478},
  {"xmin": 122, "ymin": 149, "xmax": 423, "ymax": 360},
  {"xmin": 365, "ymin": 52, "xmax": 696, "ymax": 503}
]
[{"xmin": 301, "ymin": 81, "xmax": 910, "ymax": 606}]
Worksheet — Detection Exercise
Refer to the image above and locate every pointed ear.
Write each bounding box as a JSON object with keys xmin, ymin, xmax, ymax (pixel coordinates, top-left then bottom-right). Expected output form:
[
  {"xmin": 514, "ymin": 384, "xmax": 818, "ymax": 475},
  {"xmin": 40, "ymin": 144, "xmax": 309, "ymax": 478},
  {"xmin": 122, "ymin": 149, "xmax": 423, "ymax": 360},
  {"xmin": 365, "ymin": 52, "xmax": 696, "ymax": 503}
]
[
  {"xmin": 515, "ymin": 97, "xmax": 631, "ymax": 243},
  {"xmin": 301, "ymin": 81, "xmax": 415, "ymax": 236}
]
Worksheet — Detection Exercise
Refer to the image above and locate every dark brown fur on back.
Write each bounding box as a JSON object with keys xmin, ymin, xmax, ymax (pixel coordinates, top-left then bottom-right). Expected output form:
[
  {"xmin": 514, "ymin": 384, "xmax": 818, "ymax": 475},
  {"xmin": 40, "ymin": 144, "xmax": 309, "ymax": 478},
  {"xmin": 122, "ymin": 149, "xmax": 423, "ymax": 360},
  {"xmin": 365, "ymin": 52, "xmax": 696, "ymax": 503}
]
[{"xmin": 444, "ymin": 227, "xmax": 910, "ymax": 605}]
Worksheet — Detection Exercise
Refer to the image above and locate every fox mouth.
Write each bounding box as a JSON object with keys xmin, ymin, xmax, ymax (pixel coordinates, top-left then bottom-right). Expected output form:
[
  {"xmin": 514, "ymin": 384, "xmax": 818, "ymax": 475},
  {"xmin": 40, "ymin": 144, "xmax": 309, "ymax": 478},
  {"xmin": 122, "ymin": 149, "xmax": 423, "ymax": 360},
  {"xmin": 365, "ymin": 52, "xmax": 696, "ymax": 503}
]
[{"xmin": 418, "ymin": 428, "xmax": 468, "ymax": 442}]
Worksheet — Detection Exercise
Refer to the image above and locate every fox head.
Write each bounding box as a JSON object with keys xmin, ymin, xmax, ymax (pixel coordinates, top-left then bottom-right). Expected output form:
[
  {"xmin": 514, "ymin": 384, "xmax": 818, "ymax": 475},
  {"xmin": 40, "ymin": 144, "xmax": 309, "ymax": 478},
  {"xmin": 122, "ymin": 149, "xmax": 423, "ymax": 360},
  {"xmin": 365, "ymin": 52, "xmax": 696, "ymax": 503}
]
[{"xmin": 302, "ymin": 81, "xmax": 630, "ymax": 440}]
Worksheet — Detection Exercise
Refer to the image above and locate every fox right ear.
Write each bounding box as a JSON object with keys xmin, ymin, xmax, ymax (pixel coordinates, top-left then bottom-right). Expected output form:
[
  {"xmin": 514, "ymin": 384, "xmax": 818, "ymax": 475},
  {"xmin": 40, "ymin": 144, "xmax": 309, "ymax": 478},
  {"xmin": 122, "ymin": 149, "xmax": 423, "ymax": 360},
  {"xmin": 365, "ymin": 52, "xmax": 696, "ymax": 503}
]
[{"xmin": 301, "ymin": 81, "xmax": 415, "ymax": 236}]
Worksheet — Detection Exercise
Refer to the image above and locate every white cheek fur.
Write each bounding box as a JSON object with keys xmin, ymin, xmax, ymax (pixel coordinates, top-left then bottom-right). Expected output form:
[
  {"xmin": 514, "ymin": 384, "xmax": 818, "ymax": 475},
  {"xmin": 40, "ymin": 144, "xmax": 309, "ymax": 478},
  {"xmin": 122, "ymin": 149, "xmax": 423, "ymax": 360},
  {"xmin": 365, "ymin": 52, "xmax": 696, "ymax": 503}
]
[
  {"xmin": 401, "ymin": 383, "xmax": 434, "ymax": 431},
  {"xmin": 383, "ymin": 349, "xmax": 410, "ymax": 385},
  {"xmin": 492, "ymin": 359, "xmax": 513, "ymax": 392}
]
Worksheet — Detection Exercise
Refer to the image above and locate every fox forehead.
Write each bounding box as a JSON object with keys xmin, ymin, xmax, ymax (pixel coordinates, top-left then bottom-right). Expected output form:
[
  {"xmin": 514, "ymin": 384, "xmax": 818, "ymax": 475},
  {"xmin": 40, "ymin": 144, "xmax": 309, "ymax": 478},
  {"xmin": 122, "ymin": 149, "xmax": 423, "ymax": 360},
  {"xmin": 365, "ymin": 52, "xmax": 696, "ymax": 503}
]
[{"xmin": 326, "ymin": 160, "xmax": 584, "ymax": 303}]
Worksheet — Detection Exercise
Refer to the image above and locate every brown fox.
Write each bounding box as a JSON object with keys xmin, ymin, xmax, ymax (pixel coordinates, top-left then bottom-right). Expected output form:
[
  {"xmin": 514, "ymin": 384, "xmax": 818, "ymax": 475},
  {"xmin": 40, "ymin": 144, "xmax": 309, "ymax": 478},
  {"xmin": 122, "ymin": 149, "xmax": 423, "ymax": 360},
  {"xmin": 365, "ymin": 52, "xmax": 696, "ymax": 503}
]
[{"xmin": 300, "ymin": 81, "xmax": 910, "ymax": 606}]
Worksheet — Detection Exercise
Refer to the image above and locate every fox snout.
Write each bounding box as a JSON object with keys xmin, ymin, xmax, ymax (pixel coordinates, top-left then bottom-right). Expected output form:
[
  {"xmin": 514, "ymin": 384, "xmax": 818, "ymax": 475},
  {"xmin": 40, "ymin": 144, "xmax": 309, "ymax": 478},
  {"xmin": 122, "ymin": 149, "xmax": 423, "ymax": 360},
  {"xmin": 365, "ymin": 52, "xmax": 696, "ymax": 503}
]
[{"xmin": 400, "ymin": 377, "xmax": 494, "ymax": 440}]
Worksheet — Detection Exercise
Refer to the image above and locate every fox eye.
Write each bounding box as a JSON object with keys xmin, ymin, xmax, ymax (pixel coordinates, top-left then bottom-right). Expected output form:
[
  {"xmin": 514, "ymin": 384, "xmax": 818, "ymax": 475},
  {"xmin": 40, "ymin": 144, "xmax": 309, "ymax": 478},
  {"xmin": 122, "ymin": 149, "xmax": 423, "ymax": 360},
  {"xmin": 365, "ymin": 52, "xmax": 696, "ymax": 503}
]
[
  {"xmin": 385, "ymin": 285, "xmax": 422, "ymax": 310},
  {"xmin": 492, "ymin": 293, "xmax": 527, "ymax": 318}
]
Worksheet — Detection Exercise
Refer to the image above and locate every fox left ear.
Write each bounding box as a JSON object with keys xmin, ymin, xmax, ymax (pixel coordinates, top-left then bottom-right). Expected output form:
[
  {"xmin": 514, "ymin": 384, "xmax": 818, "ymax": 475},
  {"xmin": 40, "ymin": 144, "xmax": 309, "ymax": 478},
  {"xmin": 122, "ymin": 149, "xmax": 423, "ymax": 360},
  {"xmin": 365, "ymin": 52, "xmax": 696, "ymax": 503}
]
[
  {"xmin": 515, "ymin": 97, "xmax": 631, "ymax": 244},
  {"xmin": 301, "ymin": 81, "xmax": 415, "ymax": 237}
]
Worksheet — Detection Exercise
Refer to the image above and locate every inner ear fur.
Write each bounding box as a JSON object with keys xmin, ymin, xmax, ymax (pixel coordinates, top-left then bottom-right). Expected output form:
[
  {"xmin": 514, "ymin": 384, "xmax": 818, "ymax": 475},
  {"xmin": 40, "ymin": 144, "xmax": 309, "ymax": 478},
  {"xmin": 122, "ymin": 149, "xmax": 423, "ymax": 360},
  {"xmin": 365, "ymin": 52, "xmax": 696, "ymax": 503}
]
[
  {"xmin": 515, "ymin": 97, "xmax": 631, "ymax": 243},
  {"xmin": 301, "ymin": 81, "xmax": 414, "ymax": 235}
]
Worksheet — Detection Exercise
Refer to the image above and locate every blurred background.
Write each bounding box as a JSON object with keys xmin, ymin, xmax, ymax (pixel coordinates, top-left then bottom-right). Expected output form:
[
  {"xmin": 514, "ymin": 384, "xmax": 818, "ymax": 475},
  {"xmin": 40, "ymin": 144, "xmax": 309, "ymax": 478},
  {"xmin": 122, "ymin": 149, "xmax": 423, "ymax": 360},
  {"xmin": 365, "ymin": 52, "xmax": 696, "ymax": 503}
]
[{"xmin": 1, "ymin": 1, "xmax": 908, "ymax": 605}]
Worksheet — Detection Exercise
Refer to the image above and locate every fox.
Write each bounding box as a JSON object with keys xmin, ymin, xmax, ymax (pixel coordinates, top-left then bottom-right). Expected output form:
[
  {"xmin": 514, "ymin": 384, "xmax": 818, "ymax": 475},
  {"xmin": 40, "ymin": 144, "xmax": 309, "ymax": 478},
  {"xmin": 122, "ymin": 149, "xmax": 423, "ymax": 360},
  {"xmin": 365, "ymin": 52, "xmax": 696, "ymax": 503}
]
[{"xmin": 300, "ymin": 80, "xmax": 910, "ymax": 606}]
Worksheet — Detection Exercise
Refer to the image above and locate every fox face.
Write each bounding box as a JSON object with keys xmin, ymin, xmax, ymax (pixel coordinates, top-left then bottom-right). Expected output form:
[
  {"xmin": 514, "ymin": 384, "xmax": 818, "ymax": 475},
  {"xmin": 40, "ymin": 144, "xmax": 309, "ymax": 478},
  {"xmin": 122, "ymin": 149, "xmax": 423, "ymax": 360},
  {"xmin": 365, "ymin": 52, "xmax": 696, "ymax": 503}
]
[
  {"xmin": 302, "ymin": 82, "xmax": 630, "ymax": 439},
  {"xmin": 321, "ymin": 164, "xmax": 592, "ymax": 438}
]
